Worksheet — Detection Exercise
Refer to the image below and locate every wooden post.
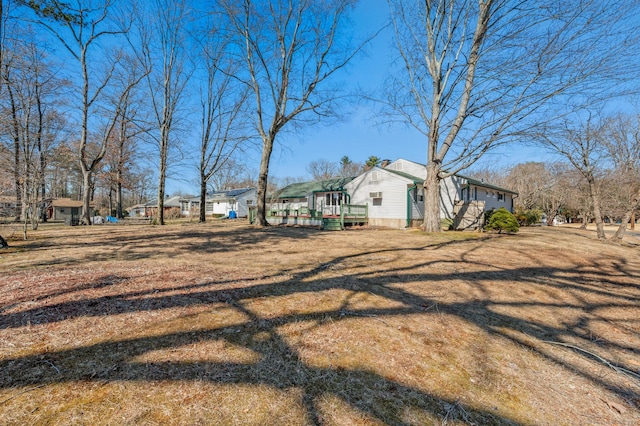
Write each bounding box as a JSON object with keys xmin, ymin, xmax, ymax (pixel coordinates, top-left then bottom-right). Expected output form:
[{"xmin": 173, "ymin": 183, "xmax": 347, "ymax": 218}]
[{"xmin": 631, "ymin": 210, "xmax": 636, "ymax": 230}]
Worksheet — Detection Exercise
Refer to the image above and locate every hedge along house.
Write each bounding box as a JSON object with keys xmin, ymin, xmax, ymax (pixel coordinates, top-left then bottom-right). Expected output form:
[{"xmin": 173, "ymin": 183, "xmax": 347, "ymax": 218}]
[{"xmin": 346, "ymin": 159, "xmax": 517, "ymax": 229}]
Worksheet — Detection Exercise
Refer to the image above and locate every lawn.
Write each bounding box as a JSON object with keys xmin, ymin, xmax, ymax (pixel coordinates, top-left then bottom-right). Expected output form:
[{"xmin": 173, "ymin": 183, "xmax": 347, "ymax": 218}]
[{"xmin": 0, "ymin": 221, "xmax": 639, "ymax": 425}]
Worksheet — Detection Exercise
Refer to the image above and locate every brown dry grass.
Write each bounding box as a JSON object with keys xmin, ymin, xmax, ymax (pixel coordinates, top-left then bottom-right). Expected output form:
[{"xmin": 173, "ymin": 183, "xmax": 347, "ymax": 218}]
[{"xmin": 1, "ymin": 221, "xmax": 639, "ymax": 425}]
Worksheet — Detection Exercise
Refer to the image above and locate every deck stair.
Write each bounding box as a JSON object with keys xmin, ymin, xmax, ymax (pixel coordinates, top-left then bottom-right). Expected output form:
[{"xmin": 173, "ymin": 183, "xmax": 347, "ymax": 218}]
[{"xmin": 322, "ymin": 217, "xmax": 343, "ymax": 231}]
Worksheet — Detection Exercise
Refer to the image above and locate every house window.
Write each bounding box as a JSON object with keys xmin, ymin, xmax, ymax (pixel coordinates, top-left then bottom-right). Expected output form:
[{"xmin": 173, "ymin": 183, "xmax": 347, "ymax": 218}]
[
  {"xmin": 372, "ymin": 197, "xmax": 382, "ymax": 206},
  {"xmin": 325, "ymin": 193, "xmax": 343, "ymax": 206},
  {"xmin": 206, "ymin": 202, "xmax": 214, "ymax": 212},
  {"xmin": 370, "ymin": 171, "xmax": 379, "ymax": 182},
  {"xmin": 498, "ymin": 193, "xmax": 504, "ymax": 201},
  {"xmin": 246, "ymin": 200, "xmax": 253, "ymax": 205}
]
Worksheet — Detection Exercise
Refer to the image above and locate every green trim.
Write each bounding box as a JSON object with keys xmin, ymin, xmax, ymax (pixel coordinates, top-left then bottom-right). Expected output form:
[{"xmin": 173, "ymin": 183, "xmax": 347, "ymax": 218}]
[
  {"xmin": 275, "ymin": 177, "xmax": 355, "ymax": 199},
  {"xmin": 457, "ymin": 174, "xmax": 518, "ymax": 195},
  {"xmin": 385, "ymin": 168, "xmax": 423, "ymax": 184}
]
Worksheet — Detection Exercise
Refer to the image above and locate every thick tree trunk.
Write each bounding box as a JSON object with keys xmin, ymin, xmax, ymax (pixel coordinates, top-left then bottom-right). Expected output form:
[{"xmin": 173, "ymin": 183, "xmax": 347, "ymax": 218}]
[
  {"xmin": 116, "ymin": 181, "xmax": 123, "ymax": 219},
  {"xmin": 611, "ymin": 194, "xmax": 640, "ymax": 243},
  {"xmin": 256, "ymin": 136, "xmax": 274, "ymax": 227},
  {"xmin": 611, "ymin": 209, "xmax": 632, "ymax": 243},
  {"xmin": 157, "ymin": 141, "xmax": 168, "ymax": 225},
  {"xmin": 199, "ymin": 176, "xmax": 207, "ymax": 223},
  {"xmin": 423, "ymin": 163, "xmax": 442, "ymax": 232},
  {"xmin": 587, "ymin": 177, "xmax": 605, "ymax": 240},
  {"xmin": 82, "ymin": 169, "xmax": 92, "ymax": 225}
]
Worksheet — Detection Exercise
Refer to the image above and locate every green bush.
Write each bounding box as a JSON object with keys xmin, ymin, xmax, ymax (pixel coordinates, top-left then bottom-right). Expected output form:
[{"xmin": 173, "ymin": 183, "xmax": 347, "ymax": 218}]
[
  {"xmin": 485, "ymin": 207, "xmax": 519, "ymax": 233},
  {"xmin": 514, "ymin": 209, "xmax": 542, "ymax": 226}
]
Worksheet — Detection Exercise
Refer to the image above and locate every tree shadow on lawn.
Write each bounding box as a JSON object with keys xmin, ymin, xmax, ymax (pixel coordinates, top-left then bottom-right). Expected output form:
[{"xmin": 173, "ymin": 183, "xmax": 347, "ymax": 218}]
[
  {"xmin": 14, "ymin": 224, "xmax": 320, "ymax": 268},
  {"xmin": 2, "ymin": 239, "xmax": 640, "ymax": 423}
]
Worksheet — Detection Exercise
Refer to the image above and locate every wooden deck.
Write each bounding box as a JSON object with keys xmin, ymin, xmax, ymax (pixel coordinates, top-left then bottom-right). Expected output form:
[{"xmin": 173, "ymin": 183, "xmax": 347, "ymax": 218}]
[{"xmin": 264, "ymin": 204, "xmax": 367, "ymax": 230}]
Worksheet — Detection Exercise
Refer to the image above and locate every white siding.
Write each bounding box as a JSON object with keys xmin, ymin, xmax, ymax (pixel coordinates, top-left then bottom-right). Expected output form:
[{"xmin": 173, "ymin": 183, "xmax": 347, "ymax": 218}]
[
  {"xmin": 235, "ymin": 190, "xmax": 257, "ymax": 217},
  {"xmin": 472, "ymin": 186, "xmax": 514, "ymax": 212},
  {"xmin": 385, "ymin": 159, "xmax": 426, "ymax": 179},
  {"xmin": 346, "ymin": 167, "xmax": 415, "ymax": 227},
  {"xmin": 440, "ymin": 176, "xmax": 466, "ymax": 220}
]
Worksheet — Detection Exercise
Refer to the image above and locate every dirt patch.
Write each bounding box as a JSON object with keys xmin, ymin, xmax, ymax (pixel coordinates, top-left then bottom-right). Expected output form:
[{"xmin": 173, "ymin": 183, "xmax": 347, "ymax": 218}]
[{"xmin": 1, "ymin": 222, "xmax": 639, "ymax": 425}]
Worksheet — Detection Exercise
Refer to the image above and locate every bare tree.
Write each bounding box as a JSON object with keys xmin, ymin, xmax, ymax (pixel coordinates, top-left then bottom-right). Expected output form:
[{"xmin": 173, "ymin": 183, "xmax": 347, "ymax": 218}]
[
  {"xmin": 338, "ymin": 155, "xmax": 361, "ymax": 177},
  {"xmin": 131, "ymin": 0, "xmax": 192, "ymax": 225},
  {"xmin": 506, "ymin": 162, "xmax": 548, "ymax": 211},
  {"xmin": 196, "ymin": 21, "xmax": 251, "ymax": 223},
  {"xmin": 306, "ymin": 159, "xmax": 338, "ymax": 181},
  {"xmin": 385, "ymin": 0, "xmax": 640, "ymax": 232},
  {"xmin": 601, "ymin": 114, "xmax": 640, "ymax": 242},
  {"xmin": 540, "ymin": 116, "xmax": 608, "ymax": 239},
  {"xmin": 208, "ymin": 156, "xmax": 250, "ymax": 193},
  {"xmin": 104, "ymin": 56, "xmax": 146, "ymax": 219},
  {"xmin": 218, "ymin": 0, "xmax": 365, "ymax": 226},
  {"xmin": 25, "ymin": 0, "xmax": 142, "ymax": 225},
  {"xmin": 0, "ymin": 22, "xmax": 67, "ymax": 236}
]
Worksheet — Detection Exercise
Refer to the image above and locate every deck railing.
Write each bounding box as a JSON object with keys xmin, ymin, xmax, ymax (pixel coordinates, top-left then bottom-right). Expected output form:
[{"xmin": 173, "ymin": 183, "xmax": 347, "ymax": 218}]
[{"xmin": 264, "ymin": 203, "xmax": 368, "ymax": 229}]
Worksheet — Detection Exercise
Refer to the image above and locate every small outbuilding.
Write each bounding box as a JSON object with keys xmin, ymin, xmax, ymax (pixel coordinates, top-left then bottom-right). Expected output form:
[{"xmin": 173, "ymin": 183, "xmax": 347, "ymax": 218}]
[{"xmin": 48, "ymin": 198, "xmax": 93, "ymax": 225}]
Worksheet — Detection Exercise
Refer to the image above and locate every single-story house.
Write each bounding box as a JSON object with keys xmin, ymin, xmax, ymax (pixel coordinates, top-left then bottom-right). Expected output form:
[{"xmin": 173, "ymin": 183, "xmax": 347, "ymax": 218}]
[
  {"xmin": 268, "ymin": 159, "xmax": 517, "ymax": 230},
  {"xmin": 347, "ymin": 159, "xmax": 517, "ymax": 229},
  {"xmin": 139, "ymin": 196, "xmax": 182, "ymax": 219},
  {"xmin": 272, "ymin": 177, "xmax": 355, "ymax": 216},
  {"xmin": 47, "ymin": 198, "xmax": 94, "ymax": 224},
  {"xmin": 0, "ymin": 196, "xmax": 18, "ymax": 217},
  {"xmin": 127, "ymin": 203, "xmax": 147, "ymax": 217},
  {"xmin": 179, "ymin": 188, "xmax": 257, "ymax": 218}
]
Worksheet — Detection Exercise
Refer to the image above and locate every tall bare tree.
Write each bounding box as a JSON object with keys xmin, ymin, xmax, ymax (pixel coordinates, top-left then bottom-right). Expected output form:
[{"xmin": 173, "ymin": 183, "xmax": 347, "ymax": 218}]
[
  {"xmin": 0, "ymin": 21, "xmax": 67, "ymax": 236},
  {"xmin": 601, "ymin": 114, "xmax": 640, "ymax": 242},
  {"xmin": 385, "ymin": 0, "xmax": 640, "ymax": 232},
  {"xmin": 132, "ymin": 0, "xmax": 192, "ymax": 225},
  {"xmin": 196, "ymin": 21, "xmax": 251, "ymax": 223},
  {"xmin": 306, "ymin": 159, "xmax": 339, "ymax": 181},
  {"xmin": 218, "ymin": 0, "xmax": 365, "ymax": 226},
  {"xmin": 25, "ymin": 0, "xmax": 142, "ymax": 225},
  {"xmin": 540, "ymin": 116, "xmax": 608, "ymax": 239}
]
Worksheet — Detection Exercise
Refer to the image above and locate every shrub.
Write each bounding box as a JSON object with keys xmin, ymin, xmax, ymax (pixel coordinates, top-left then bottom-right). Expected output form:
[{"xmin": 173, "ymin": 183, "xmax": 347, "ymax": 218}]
[
  {"xmin": 514, "ymin": 209, "xmax": 542, "ymax": 226},
  {"xmin": 485, "ymin": 207, "xmax": 519, "ymax": 233}
]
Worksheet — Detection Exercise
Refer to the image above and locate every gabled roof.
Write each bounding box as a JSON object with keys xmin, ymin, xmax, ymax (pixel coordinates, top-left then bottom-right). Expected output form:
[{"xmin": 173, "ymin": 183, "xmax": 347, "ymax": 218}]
[
  {"xmin": 385, "ymin": 158, "xmax": 517, "ymax": 194},
  {"xmin": 457, "ymin": 175, "xmax": 518, "ymax": 194},
  {"xmin": 143, "ymin": 196, "xmax": 182, "ymax": 208},
  {"xmin": 51, "ymin": 198, "xmax": 85, "ymax": 208},
  {"xmin": 209, "ymin": 187, "xmax": 255, "ymax": 201},
  {"xmin": 276, "ymin": 177, "xmax": 355, "ymax": 199},
  {"xmin": 383, "ymin": 168, "xmax": 423, "ymax": 184}
]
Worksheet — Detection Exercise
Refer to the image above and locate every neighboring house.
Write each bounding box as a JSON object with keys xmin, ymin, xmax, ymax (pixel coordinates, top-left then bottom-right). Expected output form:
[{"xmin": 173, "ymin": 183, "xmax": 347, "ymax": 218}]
[
  {"xmin": 179, "ymin": 188, "xmax": 257, "ymax": 218},
  {"xmin": 272, "ymin": 177, "xmax": 355, "ymax": 216},
  {"xmin": 141, "ymin": 196, "xmax": 182, "ymax": 219},
  {"xmin": 209, "ymin": 188, "xmax": 256, "ymax": 218},
  {"xmin": 0, "ymin": 196, "xmax": 18, "ymax": 217},
  {"xmin": 48, "ymin": 198, "xmax": 93, "ymax": 223},
  {"xmin": 127, "ymin": 203, "xmax": 147, "ymax": 217}
]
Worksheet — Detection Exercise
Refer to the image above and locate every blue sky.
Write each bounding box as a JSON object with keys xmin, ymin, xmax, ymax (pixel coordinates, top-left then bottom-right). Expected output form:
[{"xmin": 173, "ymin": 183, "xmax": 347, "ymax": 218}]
[
  {"xmin": 164, "ymin": 0, "xmax": 556, "ymax": 194},
  {"xmin": 230, "ymin": 0, "xmax": 552, "ymax": 185}
]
